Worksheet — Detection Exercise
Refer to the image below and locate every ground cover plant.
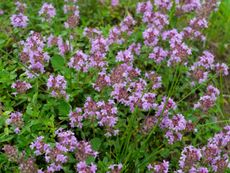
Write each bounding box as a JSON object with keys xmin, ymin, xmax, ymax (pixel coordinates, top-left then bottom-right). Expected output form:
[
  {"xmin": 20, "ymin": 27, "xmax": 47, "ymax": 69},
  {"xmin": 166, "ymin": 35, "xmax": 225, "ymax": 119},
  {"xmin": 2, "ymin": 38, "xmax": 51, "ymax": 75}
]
[{"xmin": 0, "ymin": 0, "xmax": 229, "ymax": 172}]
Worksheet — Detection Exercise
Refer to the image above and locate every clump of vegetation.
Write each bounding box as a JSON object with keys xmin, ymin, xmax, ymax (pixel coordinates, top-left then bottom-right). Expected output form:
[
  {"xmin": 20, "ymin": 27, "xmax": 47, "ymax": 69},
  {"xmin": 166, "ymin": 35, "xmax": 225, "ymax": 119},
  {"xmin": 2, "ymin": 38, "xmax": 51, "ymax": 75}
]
[{"xmin": 0, "ymin": 0, "xmax": 229, "ymax": 172}]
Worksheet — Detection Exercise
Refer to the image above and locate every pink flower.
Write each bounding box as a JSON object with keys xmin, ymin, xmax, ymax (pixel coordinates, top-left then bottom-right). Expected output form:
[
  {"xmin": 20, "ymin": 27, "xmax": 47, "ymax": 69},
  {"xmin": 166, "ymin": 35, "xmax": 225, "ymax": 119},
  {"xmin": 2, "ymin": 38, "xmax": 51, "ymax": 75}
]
[
  {"xmin": 215, "ymin": 63, "xmax": 229, "ymax": 76},
  {"xmin": 10, "ymin": 13, "xmax": 28, "ymax": 28},
  {"xmin": 136, "ymin": 1, "xmax": 152, "ymax": 14},
  {"xmin": 143, "ymin": 27, "xmax": 160, "ymax": 47},
  {"xmin": 111, "ymin": 0, "xmax": 119, "ymax": 7},
  {"xmin": 11, "ymin": 80, "xmax": 31, "ymax": 95},
  {"xmin": 6, "ymin": 112, "xmax": 24, "ymax": 134},
  {"xmin": 39, "ymin": 3, "xmax": 56, "ymax": 21}
]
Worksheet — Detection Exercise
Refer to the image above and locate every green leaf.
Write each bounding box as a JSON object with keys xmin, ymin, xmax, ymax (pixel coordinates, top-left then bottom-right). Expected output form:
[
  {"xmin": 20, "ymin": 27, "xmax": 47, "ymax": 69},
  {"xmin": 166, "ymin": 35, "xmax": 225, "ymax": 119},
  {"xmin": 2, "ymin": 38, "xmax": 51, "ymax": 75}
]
[
  {"xmin": 0, "ymin": 70, "xmax": 11, "ymax": 83},
  {"xmin": 0, "ymin": 135, "xmax": 13, "ymax": 143},
  {"xmin": 90, "ymin": 137, "xmax": 102, "ymax": 150},
  {"xmin": 58, "ymin": 100, "xmax": 71, "ymax": 116},
  {"xmin": 86, "ymin": 156, "xmax": 95, "ymax": 164},
  {"xmin": 51, "ymin": 55, "xmax": 65, "ymax": 71}
]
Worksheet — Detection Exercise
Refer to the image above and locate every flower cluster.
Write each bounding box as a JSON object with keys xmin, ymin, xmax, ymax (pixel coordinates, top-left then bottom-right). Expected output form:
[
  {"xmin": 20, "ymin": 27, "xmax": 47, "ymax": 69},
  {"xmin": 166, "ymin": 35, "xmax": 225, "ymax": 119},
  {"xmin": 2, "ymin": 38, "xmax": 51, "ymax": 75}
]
[
  {"xmin": 194, "ymin": 85, "xmax": 220, "ymax": 112},
  {"xmin": 63, "ymin": 0, "xmax": 80, "ymax": 28},
  {"xmin": 189, "ymin": 50, "xmax": 228, "ymax": 85},
  {"xmin": 11, "ymin": 80, "xmax": 31, "ymax": 95},
  {"xmin": 20, "ymin": 31, "xmax": 50, "ymax": 78},
  {"xmin": 47, "ymin": 74, "xmax": 68, "ymax": 99},
  {"xmin": 107, "ymin": 163, "xmax": 123, "ymax": 173},
  {"xmin": 69, "ymin": 97, "xmax": 119, "ymax": 136},
  {"xmin": 2, "ymin": 0, "xmax": 229, "ymax": 172},
  {"xmin": 75, "ymin": 140, "xmax": 98, "ymax": 160},
  {"xmin": 177, "ymin": 0, "xmax": 201, "ymax": 13},
  {"xmin": 2, "ymin": 145, "xmax": 19, "ymax": 162},
  {"xmin": 68, "ymin": 50, "xmax": 89, "ymax": 72},
  {"xmin": 76, "ymin": 161, "xmax": 97, "ymax": 173},
  {"xmin": 47, "ymin": 34, "xmax": 72, "ymax": 56},
  {"xmin": 10, "ymin": 13, "xmax": 28, "ymax": 28},
  {"xmin": 176, "ymin": 125, "xmax": 230, "ymax": 173},
  {"xmin": 30, "ymin": 136, "xmax": 50, "ymax": 156},
  {"xmin": 69, "ymin": 108, "xmax": 84, "ymax": 128},
  {"xmin": 111, "ymin": 0, "xmax": 119, "ymax": 7},
  {"xmin": 6, "ymin": 112, "xmax": 24, "ymax": 134},
  {"xmin": 30, "ymin": 129, "xmax": 98, "ymax": 173},
  {"xmin": 10, "ymin": 2, "xmax": 28, "ymax": 28},
  {"xmin": 15, "ymin": 1, "xmax": 27, "ymax": 13},
  {"xmin": 108, "ymin": 15, "xmax": 136, "ymax": 45},
  {"xmin": 147, "ymin": 160, "xmax": 169, "ymax": 173},
  {"xmin": 3, "ymin": 144, "xmax": 38, "ymax": 173},
  {"xmin": 39, "ymin": 3, "xmax": 56, "ymax": 22}
]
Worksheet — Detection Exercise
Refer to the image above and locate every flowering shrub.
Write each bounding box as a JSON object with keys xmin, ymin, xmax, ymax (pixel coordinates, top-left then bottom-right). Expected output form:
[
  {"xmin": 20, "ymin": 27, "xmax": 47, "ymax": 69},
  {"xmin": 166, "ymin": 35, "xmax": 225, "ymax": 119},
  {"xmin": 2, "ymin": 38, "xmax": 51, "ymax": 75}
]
[{"xmin": 0, "ymin": 0, "xmax": 229, "ymax": 172}]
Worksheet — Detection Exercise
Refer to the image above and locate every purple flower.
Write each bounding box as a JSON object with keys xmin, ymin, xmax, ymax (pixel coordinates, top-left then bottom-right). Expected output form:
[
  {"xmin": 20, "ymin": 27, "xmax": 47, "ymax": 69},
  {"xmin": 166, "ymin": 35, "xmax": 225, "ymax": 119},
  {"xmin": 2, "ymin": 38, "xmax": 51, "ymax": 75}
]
[
  {"xmin": 83, "ymin": 97, "xmax": 99, "ymax": 118},
  {"xmin": 58, "ymin": 39, "xmax": 72, "ymax": 55},
  {"xmin": 63, "ymin": 3, "xmax": 80, "ymax": 28},
  {"xmin": 108, "ymin": 163, "xmax": 123, "ymax": 173},
  {"xmin": 2, "ymin": 145, "xmax": 19, "ymax": 162},
  {"xmin": 11, "ymin": 80, "xmax": 31, "ymax": 95},
  {"xmin": 30, "ymin": 136, "xmax": 50, "ymax": 156},
  {"xmin": 171, "ymin": 114, "xmax": 187, "ymax": 131},
  {"xmin": 206, "ymin": 85, "xmax": 220, "ymax": 98},
  {"xmin": 107, "ymin": 26, "xmax": 124, "ymax": 45},
  {"xmin": 90, "ymin": 36, "xmax": 108, "ymax": 56},
  {"xmin": 83, "ymin": 27, "xmax": 102, "ymax": 40},
  {"xmin": 47, "ymin": 74, "xmax": 68, "ymax": 99},
  {"xmin": 190, "ymin": 17, "xmax": 208, "ymax": 30},
  {"xmin": 154, "ymin": 0, "xmax": 172, "ymax": 10},
  {"xmin": 182, "ymin": 26, "xmax": 206, "ymax": 41},
  {"xmin": 39, "ymin": 3, "xmax": 56, "ymax": 21},
  {"xmin": 76, "ymin": 161, "xmax": 97, "ymax": 173},
  {"xmin": 211, "ymin": 155, "xmax": 229, "ymax": 172},
  {"xmin": 147, "ymin": 160, "xmax": 169, "ymax": 173},
  {"xmin": 69, "ymin": 108, "xmax": 84, "ymax": 128},
  {"xmin": 6, "ymin": 112, "xmax": 24, "ymax": 134},
  {"xmin": 75, "ymin": 141, "xmax": 98, "ymax": 161},
  {"xmin": 198, "ymin": 51, "xmax": 215, "ymax": 69},
  {"xmin": 0, "ymin": 10, "xmax": 4, "ymax": 15},
  {"xmin": 143, "ymin": 27, "xmax": 159, "ymax": 47},
  {"xmin": 145, "ymin": 71, "xmax": 162, "ymax": 89},
  {"xmin": 189, "ymin": 167, "xmax": 209, "ymax": 173},
  {"xmin": 189, "ymin": 64, "xmax": 208, "ymax": 85},
  {"xmin": 165, "ymin": 130, "xmax": 182, "ymax": 144},
  {"xmin": 215, "ymin": 63, "xmax": 229, "ymax": 76},
  {"xmin": 179, "ymin": 0, "xmax": 201, "ymax": 12},
  {"xmin": 168, "ymin": 42, "xmax": 192, "ymax": 66},
  {"xmin": 194, "ymin": 95, "xmax": 216, "ymax": 111},
  {"xmin": 15, "ymin": 1, "xmax": 27, "ymax": 13},
  {"xmin": 93, "ymin": 70, "xmax": 111, "ymax": 91},
  {"xmin": 141, "ymin": 93, "xmax": 157, "ymax": 111},
  {"xmin": 68, "ymin": 50, "xmax": 88, "ymax": 72},
  {"xmin": 10, "ymin": 13, "xmax": 28, "ymax": 28},
  {"xmin": 20, "ymin": 31, "xmax": 49, "ymax": 78},
  {"xmin": 116, "ymin": 50, "xmax": 134, "ymax": 64},
  {"xmin": 128, "ymin": 43, "xmax": 141, "ymax": 55},
  {"xmin": 149, "ymin": 46, "xmax": 168, "ymax": 64},
  {"xmin": 97, "ymin": 100, "xmax": 118, "ymax": 127},
  {"xmin": 179, "ymin": 146, "xmax": 202, "ymax": 169},
  {"xmin": 19, "ymin": 157, "xmax": 38, "ymax": 173},
  {"xmin": 111, "ymin": 0, "xmax": 119, "ymax": 7},
  {"xmin": 120, "ymin": 15, "xmax": 136, "ymax": 35},
  {"xmin": 143, "ymin": 12, "xmax": 169, "ymax": 30},
  {"xmin": 136, "ymin": 1, "xmax": 152, "ymax": 14},
  {"xmin": 47, "ymin": 34, "xmax": 62, "ymax": 47},
  {"xmin": 55, "ymin": 129, "xmax": 78, "ymax": 152},
  {"xmin": 154, "ymin": 160, "xmax": 169, "ymax": 173}
]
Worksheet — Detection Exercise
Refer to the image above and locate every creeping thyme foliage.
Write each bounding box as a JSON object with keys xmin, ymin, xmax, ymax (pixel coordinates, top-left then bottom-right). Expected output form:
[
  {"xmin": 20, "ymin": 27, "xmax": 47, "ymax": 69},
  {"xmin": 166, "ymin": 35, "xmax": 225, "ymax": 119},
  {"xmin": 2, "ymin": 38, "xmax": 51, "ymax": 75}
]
[{"xmin": 0, "ymin": 0, "xmax": 229, "ymax": 173}]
